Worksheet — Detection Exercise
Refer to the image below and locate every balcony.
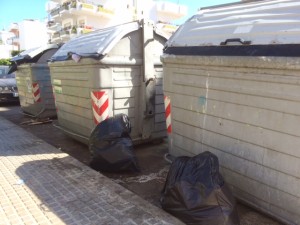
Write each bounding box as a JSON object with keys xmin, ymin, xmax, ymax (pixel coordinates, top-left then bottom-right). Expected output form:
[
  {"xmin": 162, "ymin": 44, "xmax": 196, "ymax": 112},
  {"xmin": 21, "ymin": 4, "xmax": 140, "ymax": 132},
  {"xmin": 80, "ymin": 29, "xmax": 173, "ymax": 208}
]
[
  {"xmin": 68, "ymin": 1, "xmax": 115, "ymax": 18},
  {"xmin": 50, "ymin": 28, "xmax": 70, "ymax": 43},
  {"xmin": 52, "ymin": 31, "xmax": 60, "ymax": 39},
  {"xmin": 156, "ymin": 23, "xmax": 178, "ymax": 37},
  {"xmin": 60, "ymin": 3, "xmax": 69, "ymax": 14},
  {"xmin": 69, "ymin": 0, "xmax": 77, "ymax": 10},
  {"xmin": 76, "ymin": 2, "xmax": 97, "ymax": 15},
  {"xmin": 50, "ymin": 7, "xmax": 60, "ymax": 19},
  {"xmin": 47, "ymin": 21, "xmax": 61, "ymax": 31},
  {"xmin": 162, "ymin": 24, "xmax": 178, "ymax": 33},
  {"xmin": 50, "ymin": 24, "xmax": 96, "ymax": 43},
  {"xmin": 81, "ymin": 3, "xmax": 95, "ymax": 10},
  {"xmin": 50, "ymin": 1, "xmax": 74, "ymax": 19},
  {"xmin": 77, "ymin": 25, "xmax": 94, "ymax": 34},
  {"xmin": 51, "ymin": 31, "xmax": 61, "ymax": 43},
  {"xmin": 49, "ymin": 1, "xmax": 116, "ymax": 22},
  {"xmin": 97, "ymin": 5, "xmax": 114, "ymax": 18},
  {"xmin": 60, "ymin": 29, "xmax": 71, "ymax": 39},
  {"xmin": 156, "ymin": 1, "xmax": 188, "ymax": 22},
  {"xmin": 6, "ymin": 37, "xmax": 19, "ymax": 45}
]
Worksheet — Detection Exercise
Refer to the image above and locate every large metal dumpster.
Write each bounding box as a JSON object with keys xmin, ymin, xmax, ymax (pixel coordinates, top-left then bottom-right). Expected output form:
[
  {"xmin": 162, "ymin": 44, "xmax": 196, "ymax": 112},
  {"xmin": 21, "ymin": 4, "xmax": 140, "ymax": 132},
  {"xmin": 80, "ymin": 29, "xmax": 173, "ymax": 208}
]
[
  {"xmin": 10, "ymin": 44, "xmax": 61, "ymax": 118},
  {"xmin": 49, "ymin": 20, "xmax": 168, "ymax": 144},
  {"xmin": 162, "ymin": 0, "xmax": 300, "ymax": 224}
]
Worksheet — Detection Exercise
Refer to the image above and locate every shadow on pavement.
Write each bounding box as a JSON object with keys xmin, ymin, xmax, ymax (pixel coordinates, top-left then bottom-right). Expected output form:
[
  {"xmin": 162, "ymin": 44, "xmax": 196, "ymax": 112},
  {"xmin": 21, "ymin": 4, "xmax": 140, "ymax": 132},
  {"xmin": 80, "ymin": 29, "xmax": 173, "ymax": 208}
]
[{"xmin": 13, "ymin": 155, "xmax": 183, "ymax": 224}]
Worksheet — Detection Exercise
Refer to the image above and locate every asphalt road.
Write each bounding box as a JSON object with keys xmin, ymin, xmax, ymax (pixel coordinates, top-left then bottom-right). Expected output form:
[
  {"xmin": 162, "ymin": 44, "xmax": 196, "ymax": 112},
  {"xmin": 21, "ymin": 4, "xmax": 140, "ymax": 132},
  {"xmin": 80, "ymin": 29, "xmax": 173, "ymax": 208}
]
[{"xmin": 0, "ymin": 102, "xmax": 283, "ymax": 225}]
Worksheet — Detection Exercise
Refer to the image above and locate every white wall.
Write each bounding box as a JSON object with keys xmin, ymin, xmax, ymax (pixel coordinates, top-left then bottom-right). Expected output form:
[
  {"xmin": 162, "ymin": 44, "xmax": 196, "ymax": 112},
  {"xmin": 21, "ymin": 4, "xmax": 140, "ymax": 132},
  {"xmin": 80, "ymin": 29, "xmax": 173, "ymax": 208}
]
[
  {"xmin": 0, "ymin": 45, "xmax": 13, "ymax": 58},
  {"xmin": 0, "ymin": 31, "xmax": 16, "ymax": 58},
  {"xmin": 18, "ymin": 20, "xmax": 48, "ymax": 51}
]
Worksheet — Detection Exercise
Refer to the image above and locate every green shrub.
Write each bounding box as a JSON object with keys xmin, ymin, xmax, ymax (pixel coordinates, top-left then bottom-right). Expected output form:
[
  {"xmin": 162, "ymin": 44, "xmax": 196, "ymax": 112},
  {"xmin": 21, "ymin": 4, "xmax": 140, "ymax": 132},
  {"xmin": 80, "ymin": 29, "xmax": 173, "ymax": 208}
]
[
  {"xmin": 0, "ymin": 58, "xmax": 11, "ymax": 66},
  {"xmin": 11, "ymin": 50, "xmax": 22, "ymax": 57}
]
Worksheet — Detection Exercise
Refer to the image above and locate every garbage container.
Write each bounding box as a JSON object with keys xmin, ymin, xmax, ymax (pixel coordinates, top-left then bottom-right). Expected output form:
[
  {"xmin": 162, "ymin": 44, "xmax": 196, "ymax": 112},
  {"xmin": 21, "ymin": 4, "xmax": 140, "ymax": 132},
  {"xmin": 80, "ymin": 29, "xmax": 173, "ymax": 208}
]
[
  {"xmin": 49, "ymin": 20, "xmax": 168, "ymax": 144},
  {"xmin": 162, "ymin": 1, "xmax": 300, "ymax": 224},
  {"xmin": 10, "ymin": 44, "xmax": 61, "ymax": 118}
]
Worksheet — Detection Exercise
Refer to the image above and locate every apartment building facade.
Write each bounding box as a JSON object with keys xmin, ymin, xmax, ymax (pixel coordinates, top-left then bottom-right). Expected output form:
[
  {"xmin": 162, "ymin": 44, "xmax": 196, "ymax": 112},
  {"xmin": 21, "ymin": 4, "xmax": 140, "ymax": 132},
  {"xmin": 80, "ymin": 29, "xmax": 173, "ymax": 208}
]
[{"xmin": 46, "ymin": 0, "xmax": 188, "ymax": 43}]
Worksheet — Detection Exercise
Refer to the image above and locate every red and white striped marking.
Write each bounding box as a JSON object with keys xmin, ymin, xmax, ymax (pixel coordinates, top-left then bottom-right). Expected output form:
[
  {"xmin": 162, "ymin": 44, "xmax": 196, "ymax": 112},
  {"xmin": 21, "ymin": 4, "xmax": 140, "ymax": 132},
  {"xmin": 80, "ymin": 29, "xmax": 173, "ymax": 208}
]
[
  {"xmin": 164, "ymin": 96, "xmax": 172, "ymax": 134},
  {"xmin": 32, "ymin": 82, "xmax": 41, "ymax": 103},
  {"xmin": 91, "ymin": 90, "xmax": 109, "ymax": 124}
]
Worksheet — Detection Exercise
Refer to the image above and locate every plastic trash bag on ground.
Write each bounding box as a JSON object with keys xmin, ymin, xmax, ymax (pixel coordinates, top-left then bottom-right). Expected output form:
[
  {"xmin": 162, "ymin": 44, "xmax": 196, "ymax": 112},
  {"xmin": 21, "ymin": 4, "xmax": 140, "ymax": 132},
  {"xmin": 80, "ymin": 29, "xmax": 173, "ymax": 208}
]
[
  {"xmin": 89, "ymin": 114, "xmax": 140, "ymax": 172},
  {"xmin": 160, "ymin": 151, "xmax": 240, "ymax": 225}
]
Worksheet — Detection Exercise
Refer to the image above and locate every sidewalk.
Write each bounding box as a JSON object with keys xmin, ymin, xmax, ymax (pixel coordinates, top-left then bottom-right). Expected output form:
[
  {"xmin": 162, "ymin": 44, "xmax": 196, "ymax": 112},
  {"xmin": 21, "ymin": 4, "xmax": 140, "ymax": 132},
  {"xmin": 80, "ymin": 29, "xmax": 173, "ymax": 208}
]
[{"xmin": 0, "ymin": 115, "xmax": 184, "ymax": 225}]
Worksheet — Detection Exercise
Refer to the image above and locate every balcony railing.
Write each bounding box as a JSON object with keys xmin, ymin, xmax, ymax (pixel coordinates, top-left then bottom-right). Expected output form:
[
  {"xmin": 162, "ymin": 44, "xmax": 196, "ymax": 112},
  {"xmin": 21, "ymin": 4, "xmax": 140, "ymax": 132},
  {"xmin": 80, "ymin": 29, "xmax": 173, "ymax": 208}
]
[
  {"xmin": 50, "ymin": 1, "xmax": 75, "ymax": 17},
  {"xmin": 49, "ymin": 0, "xmax": 115, "ymax": 19},
  {"xmin": 50, "ymin": 24, "xmax": 95, "ymax": 42},
  {"xmin": 78, "ymin": 27, "xmax": 94, "ymax": 34},
  {"xmin": 60, "ymin": 30, "xmax": 70, "ymax": 37},
  {"xmin": 72, "ymin": 25, "xmax": 94, "ymax": 34},
  {"xmin": 97, "ymin": 6, "xmax": 114, "ymax": 15},
  {"xmin": 64, "ymin": 25, "xmax": 72, "ymax": 30},
  {"xmin": 50, "ymin": 7, "xmax": 60, "ymax": 18},
  {"xmin": 52, "ymin": 31, "xmax": 60, "ymax": 39},
  {"xmin": 81, "ymin": 3, "xmax": 95, "ymax": 10},
  {"xmin": 60, "ymin": 4, "xmax": 69, "ymax": 12},
  {"xmin": 69, "ymin": 1, "xmax": 77, "ymax": 9}
]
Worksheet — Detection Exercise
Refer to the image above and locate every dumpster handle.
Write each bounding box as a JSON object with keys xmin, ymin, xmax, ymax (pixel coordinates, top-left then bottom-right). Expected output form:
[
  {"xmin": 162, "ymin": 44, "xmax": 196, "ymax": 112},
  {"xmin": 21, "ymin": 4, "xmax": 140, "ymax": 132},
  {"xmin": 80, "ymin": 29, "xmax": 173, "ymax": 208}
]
[{"xmin": 220, "ymin": 38, "xmax": 251, "ymax": 45}]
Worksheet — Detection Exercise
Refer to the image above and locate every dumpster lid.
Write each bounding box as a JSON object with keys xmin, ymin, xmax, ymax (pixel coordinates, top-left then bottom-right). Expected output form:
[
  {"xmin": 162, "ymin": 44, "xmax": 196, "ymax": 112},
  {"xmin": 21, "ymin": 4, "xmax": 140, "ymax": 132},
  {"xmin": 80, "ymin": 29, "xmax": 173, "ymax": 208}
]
[
  {"xmin": 50, "ymin": 21, "xmax": 146, "ymax": 62},
  {"xmin": 164, "ymin": 0, "xmax": 300, "ymax": 57},
  {"xmin": 11, "ymin": 43, "xmax": 61, "ymax": 63},
  {"xmin": 8, "ymin": 43, "xmax": 61, "ymax": 74}
]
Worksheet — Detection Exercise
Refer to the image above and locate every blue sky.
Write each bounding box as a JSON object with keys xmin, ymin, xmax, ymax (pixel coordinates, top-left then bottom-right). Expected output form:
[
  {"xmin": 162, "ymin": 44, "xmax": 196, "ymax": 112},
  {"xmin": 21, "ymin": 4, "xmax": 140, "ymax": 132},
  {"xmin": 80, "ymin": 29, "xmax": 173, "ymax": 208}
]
[
  {"xmin": 0, "ymin": 0, "xmax": 49, "ymax": 30},
  {"xmin": 0, "ymin": 0, "xmax": 237, "ymax": 30}
]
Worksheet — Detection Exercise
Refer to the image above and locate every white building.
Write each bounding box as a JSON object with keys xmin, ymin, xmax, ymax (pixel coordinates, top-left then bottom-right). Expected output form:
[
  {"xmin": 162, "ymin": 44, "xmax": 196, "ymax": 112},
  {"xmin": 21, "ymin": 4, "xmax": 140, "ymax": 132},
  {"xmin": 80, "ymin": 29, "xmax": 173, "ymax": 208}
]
[
  {"xmin": 18, "ymin": 20, "xmax": 49, "ymax": 50},
  {"xmin": 46, "ymin": 0, "xmax": 188, "ymax": 43},
  {"xmin": 0, "ymin": 30, "xmax": 17, "ymax": 58},
  {"xmin": 1, "ymin": 20, "xmax": 49, "ymax": 58}
]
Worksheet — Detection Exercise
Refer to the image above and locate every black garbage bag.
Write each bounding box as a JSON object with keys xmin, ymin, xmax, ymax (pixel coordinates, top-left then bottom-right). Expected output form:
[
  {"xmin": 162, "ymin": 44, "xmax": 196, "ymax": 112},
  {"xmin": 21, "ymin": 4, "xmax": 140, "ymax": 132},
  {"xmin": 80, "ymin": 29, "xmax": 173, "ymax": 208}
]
[
  {"xmin": 89, "ymin": 114, "xmax": 140, "ymax": 172},
  {"xmin": 91, "ymin": 113, "xmax": 131, "ymax": 139},
  {"xmin": 160, "ymin": 151, "xmax": 240, "ymax": 225}
]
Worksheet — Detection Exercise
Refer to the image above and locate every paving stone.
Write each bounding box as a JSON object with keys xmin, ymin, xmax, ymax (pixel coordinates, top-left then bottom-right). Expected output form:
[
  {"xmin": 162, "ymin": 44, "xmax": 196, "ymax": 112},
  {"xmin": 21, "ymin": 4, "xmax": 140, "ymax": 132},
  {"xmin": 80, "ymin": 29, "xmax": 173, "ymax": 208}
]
[{"xmin": 0, "ymin": 116, "xmax": 183, "ymax": 225}]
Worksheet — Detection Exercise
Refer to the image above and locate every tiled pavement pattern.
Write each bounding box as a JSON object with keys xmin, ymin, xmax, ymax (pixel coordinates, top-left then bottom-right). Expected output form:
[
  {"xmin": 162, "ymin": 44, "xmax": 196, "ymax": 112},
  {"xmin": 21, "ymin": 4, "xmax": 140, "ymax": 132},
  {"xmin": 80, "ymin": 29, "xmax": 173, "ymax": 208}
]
[{"xmin": 0, "ymin": 116, "xmax": 184, "ymax": 225}]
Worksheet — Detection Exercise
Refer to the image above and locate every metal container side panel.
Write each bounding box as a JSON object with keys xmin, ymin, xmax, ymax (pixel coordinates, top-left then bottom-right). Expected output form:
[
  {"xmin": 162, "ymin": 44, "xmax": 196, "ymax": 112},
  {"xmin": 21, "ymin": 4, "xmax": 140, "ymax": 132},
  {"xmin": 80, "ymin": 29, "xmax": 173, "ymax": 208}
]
[
  {"xmin": 50, "ymin": 61, "xmax": 142, "ymax": 141},
  {"xmin": 49, "ymin": 28, "xmax": 166, "ymax": 143},
  {"xmin": 110, "ymin": 65, "xmax": 166, "ymax": 141},
  {"xmin": 15, "ymin": 66, "xmax": 32, "ymax": 109},
  {"xmin": 111, "ymin": 65, "xmax": 141, "ymax": 140},
  {"xmin": 110, "ymin": 29, "xmax": 167, "ymax": 141},
  {"xmin": 15, "ymin": 64, "xmax": 56, "ymax": 118},
  {"xmin": 51, "ymin": 62, "xmax": 143, "ymax": 142},
  {"xmin": 154, "ymin": 66, "xmax": 167, "ymax": 137},
  {"xmin": 109, "ymin": 32, "xmax": 167, "ymax": 141},
  {"xmin": 31, "ymin": 65, "xmax": 56, "ymax": 105},
  {"xmin": 108, "ymin": 28, "xmax": 163, "ymax": 141},
  {"xmin": 162, "ymin": 55, "xmax": 300, "ymax": 224},
  {"xmin": 50, "ymin": 60, "xmax": 104, "ymax": 141},
  {"xmin": 56, "ymin": 109, "xmax": 94, "ymax": 138}
]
